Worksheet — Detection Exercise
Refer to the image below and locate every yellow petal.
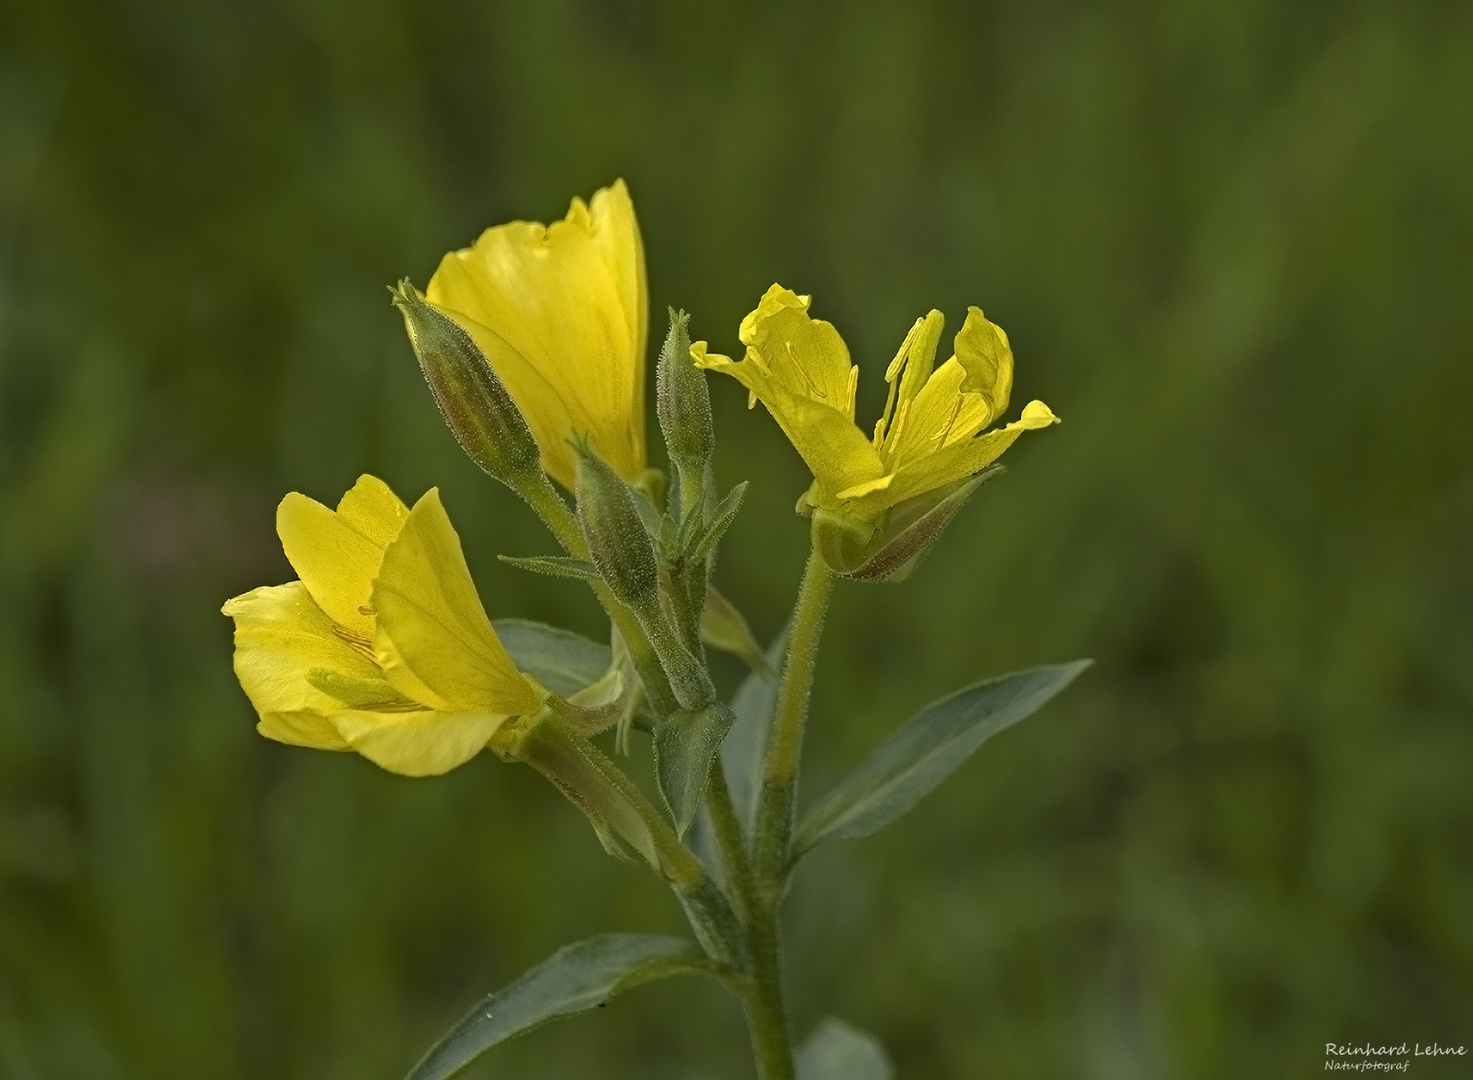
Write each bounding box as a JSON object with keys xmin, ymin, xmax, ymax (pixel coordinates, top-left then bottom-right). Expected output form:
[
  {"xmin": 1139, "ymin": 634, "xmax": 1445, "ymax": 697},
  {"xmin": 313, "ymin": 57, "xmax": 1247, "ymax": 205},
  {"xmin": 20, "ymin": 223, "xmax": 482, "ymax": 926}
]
[
  {"xmin": 588, "ymin": 180, "xmax": 647, "ymax": 384},
  {"xmin": 371, "ymin": 489, "xmax": 543, "ymax": 715},
  {"xmin": 736, "ymin": 285, "xmax": 857, "ymax": 418},
  {"xmin": 864, "ymin": 399, "xmax": 1059, "ymax": 511},
  {"xmin": 275, "ymin": 476, "xmax": 409, "ymax": 636},
  {"xmin": 694, "ymin": 341, "xmax": 885, "ymax": 498},
  {"xmin": 877, "ymin": 309, "xmax": 945, "ymax": 446},
  {"xmin": 256, "ymin": 711, "xmax": 352, "ymax": 752},
  {"xmin": 425, "ymin": 181, "xmax": 646, "ymax": 488},
  {"xmin": 329, "ymin": 709, "xmax": 510, "ymax": 777},
  {"xmin": 336, "ymin": 473, "xmax": 410, "ymax": 549},
  {"xmin": 221, "ymin": 582, "xmax": 388, "ymax": 750},
  {"xmin": 952, "ymin": 307, "xmax": 1013, "ymax": 426}
]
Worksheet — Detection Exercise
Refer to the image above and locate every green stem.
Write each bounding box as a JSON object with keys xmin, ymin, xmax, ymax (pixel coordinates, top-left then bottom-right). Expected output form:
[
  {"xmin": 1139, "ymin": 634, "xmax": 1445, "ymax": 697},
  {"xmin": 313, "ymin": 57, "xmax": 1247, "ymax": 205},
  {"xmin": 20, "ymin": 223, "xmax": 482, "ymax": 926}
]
[
  {"xmin": 704, "ymin": 764, "xmax": 756, "ymax": 924},
  {"xmin": 633, "ymin": 591, "xmax": 716, "ymax": 710},
  {"xmin": 521, "ymin": 475, "xmax": 681, "ymax": 717},
  {"xmin": 738, "ymin": 905, "xmax": 797, "ymax": 1080},
  {"xmin": 519, "ymin": 717, "xmax": 744, "ymax": 963},
  {"xmin": 752, "ymin": 546, "xmax": 835, "ymax": 887}
]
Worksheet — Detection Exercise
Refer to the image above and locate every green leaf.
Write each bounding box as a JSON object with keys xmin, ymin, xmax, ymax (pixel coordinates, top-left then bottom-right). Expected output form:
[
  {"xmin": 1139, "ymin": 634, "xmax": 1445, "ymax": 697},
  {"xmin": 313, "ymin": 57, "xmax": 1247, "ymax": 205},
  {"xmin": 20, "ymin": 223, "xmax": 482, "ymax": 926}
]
[
  {"xmin": 493, "ymin": 619, "xmax": 611, "ymax": 698},
  {"xmin": 720, "ymin": 627, "xmax": 788, "ymax": 834},
  {"xmin": 497, "ymin": 554, "xmax": 601, "ymax": 581},
  {"xmin": 795, "ymin": 661, "xmax": 1091, "ymax": 858},
  {"xmin": 691, "ymin": 481, "xmax": 747, "ymax": 560},
  {"xmin": 796, "ymin": 1018, "xmax": 894, "ymax": 1080},
  {"xmin": 404, "ymin": 934, "xmax": 706, "ymax": 1080},
  {"xmin": 699, "ymin": 586, "xmax": 771, "ymax": 675},
  {"xmin": 654, "ymin": 702, "xmax": 736, "ymax": 836}
]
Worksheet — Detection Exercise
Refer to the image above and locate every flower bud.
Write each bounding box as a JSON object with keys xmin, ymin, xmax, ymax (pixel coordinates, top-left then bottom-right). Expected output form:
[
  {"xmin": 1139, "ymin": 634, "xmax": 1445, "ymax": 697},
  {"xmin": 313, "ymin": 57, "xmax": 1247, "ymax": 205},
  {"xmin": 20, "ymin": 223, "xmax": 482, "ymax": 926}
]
[
  {"xmin": 657, "ymin": 309, "xmax": 714, "ymax": 480},
  {"xmin": 391, "ymin": 280, "xmax": 543, "ymax": 487},
  {"xmin": 574, "ymin": 443, "xmax": 660, "ymax": 607}
]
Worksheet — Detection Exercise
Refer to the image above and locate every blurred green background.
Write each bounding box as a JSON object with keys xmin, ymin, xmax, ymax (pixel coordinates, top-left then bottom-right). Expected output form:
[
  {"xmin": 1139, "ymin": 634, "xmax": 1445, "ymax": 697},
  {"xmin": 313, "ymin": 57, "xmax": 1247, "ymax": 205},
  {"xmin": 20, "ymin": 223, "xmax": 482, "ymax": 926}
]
[{"xmin": 3, "ymin": 0, "xmax": 1471, "ymax": 1076}]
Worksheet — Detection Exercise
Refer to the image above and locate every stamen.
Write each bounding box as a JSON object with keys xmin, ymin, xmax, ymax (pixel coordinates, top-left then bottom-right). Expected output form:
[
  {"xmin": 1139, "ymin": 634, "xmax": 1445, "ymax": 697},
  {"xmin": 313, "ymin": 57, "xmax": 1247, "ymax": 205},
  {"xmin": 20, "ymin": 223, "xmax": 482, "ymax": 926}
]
[
  {"xmin": 784, "ymin": 341, "xmax": 824, "ymax": 400},
  {"xmin": 884, "ymin": 399, "xmax": 912, "ymax": 467},
  {"xmin": 331, "ymin": 624, "xmax": 377, "ymax": 662},
  {"xmin": 935, "ymin": 396, "xmax": 964, "ymax": 447}
]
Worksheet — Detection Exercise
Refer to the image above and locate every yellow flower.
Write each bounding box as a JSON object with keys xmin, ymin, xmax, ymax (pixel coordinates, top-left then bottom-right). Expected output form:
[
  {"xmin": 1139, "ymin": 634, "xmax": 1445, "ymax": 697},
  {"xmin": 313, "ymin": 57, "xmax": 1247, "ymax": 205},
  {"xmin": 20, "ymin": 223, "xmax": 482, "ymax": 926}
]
[
  {"xmin": 221, "ymin": 476, "xmax": 545, "ymax": 777},
  {"xmin": 423, "ymin": 179, "xmax": 648, "ymax": 490},
  {"xmin": 692, "ymin": 284, "xmax": 1058, "ymax": 527}
]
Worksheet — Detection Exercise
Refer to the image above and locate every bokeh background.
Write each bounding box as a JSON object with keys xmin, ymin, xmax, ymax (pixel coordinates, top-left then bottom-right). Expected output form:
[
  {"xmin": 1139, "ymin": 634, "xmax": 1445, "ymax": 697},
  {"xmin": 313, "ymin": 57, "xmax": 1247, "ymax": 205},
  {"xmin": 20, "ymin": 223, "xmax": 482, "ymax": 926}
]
[{"xmin": 3, "ymin": 0, "xmax": 1471, "ymax": 1076}]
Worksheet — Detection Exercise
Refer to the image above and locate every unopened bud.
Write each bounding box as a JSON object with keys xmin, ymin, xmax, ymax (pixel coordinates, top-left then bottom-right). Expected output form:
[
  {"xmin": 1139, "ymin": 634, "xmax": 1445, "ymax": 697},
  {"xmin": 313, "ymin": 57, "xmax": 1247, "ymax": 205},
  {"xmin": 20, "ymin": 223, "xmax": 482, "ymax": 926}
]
[
  {"xmin": 574, "ymin": 443, "xmax": 660, "ymax": 607},
  {"xmin": 657, "ymin": 309, "xmax": 714, "ymax": 477},
  {"xmin": 391, "ymin": 280, "xmax": 542, "ymax": 487}
]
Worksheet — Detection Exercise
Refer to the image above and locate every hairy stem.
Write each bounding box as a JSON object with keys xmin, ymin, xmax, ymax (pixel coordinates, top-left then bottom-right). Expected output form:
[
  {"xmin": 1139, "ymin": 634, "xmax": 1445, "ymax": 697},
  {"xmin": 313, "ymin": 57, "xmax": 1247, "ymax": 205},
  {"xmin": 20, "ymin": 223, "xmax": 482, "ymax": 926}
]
[
  {"xmin": 521, "ymin": 476, "xmax": 681, "ymax": 717},
  {"xmin": 738, "ymin": 905, "xmax": 797, "ymax": 1080},
  {"xmin": 704, "ymin": 764, "xmax": 756, "ymax": 924},
  {"xmin": 752, "ymin": 546, "xmax": 835, "ymax": 886}
]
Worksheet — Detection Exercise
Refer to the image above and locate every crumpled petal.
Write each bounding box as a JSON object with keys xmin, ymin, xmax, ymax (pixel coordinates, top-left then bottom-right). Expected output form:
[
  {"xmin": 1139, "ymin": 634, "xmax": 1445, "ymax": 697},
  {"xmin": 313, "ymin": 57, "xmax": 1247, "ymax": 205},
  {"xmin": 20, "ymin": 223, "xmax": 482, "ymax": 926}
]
[
  {"xmin": 425, "ymin": 180, "xmax": 646, "ymax": 488},
  {"xmin": 371, "ymin": 489, "xmax": 543, "ymax": 716},
  {"xmin": 952, "ymin": 306, "xmax": 1013, "ymax": 425},
  {"xmin": 692, "ymin": 339, "xmax": 884, "ymax": 499},
  {"xmin": 329, "ymin": 709, "xmax": 511, "ymax": 777},
  {"xmin": 737, "ymin": 285, "xmax": 857, "ymax": 416},
  {"xmin": 275, "ymin": 476, "xmax": 408, "ymax": 637}
]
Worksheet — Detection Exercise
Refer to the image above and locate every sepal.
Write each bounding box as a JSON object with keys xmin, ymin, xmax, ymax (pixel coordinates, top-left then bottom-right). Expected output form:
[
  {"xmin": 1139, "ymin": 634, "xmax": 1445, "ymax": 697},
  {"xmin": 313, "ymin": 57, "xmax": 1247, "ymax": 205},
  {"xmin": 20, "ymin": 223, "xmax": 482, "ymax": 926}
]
[
  {"xmin": 845, "ymin": 465, "xmax": 1002, "ymax": 581},
  {"xmin": 390, "ymin": 281, "xmax": 543, "ymax": 488},
  {"xmin": 574, "ymin": 443, "xmax": 661, "ymax": 607}
]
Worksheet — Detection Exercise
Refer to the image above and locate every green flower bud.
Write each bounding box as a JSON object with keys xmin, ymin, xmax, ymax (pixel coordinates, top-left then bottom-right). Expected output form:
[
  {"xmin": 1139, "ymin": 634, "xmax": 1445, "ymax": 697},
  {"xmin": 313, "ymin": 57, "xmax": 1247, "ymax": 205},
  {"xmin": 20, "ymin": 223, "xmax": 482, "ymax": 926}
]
[
  {"xmin": 656, "ymin": 308, "xmax": 713, "ymax": 479},
  {"xmin": 574, "ymin": 443, "xmax": 660, "ymax": 607},
  {"xmin": 390, "ymin": 280, "xmax": 543, "ymax": 487}
]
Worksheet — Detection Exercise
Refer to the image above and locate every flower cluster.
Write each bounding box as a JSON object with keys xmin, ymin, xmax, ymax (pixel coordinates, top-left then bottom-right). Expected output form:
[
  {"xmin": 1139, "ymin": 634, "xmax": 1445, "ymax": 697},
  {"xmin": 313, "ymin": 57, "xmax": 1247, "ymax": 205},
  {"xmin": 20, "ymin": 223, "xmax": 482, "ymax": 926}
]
[
  {"xmin": 224, "ymin": 179, "xmax": 1057, "ymax": 775},
  {"xmin": 218, "ymin": 179, "xmax": 1075, "ymax": 1080}
]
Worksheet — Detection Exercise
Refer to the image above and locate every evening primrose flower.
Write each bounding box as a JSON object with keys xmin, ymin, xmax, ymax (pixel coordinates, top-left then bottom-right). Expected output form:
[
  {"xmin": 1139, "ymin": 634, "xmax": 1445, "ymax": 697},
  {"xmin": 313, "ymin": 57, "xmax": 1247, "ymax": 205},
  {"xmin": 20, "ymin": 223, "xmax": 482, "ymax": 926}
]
[
  {"xmin": 692, "ymin": 285, "xmax": 1057, "ymax": 569},
  {"xmin": 222, "ymin": 476, "xmax": 545, "ymax": 777},
  {"xmin": 422, "ymin": 180, "xmax": 648, "ymax": 490}
]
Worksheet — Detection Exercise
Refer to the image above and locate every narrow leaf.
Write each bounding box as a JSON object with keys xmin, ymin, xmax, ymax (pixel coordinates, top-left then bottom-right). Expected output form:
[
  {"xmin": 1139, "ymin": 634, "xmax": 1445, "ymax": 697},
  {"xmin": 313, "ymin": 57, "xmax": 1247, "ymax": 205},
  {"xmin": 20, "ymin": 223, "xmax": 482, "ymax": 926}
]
[
  {"xmin": 796, "ymin": 661, "xmax": 1091, "ymax": 858},
  {"xmin": 493, "ymin": 619, "xmax": 611, "ymax": 699},
  {"xmin": 796, "ymin": 1018, "xmax": 894, "ymax": 1080},
  {"xmin": 497, "ymin": 554, "xmax": 601, "ymax": 581},
  {"xmin": 692, "ymin": 481, "xmax": 748, "ymax": 560},
  {"xmin": 655, "ymin": 702, "xmax": 736, "ymax": 836},
  {"xmin": 404, "ymin": 934, "xmax": 705, "ymax": 1080},
  {"xmin": 720, "ymin": 627, "xmax": 788, "ymax": 834}
]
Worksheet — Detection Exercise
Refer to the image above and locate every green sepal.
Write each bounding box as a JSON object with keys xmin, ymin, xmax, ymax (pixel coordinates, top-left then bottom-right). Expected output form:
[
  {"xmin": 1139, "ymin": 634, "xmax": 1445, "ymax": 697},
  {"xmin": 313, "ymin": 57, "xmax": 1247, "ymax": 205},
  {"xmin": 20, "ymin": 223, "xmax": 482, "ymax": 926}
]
[
  {"xmin": 844, "ymin": 466, "xmax": 1001, "ymax": 582},
  {"xmin": 404, "ymin": 934, "xmax": 709, "ymax": 1080},
  {"xmin": 794, "ymin": 661, "xmax": 1091, "ymax": 861},
  {"xmin": 654, "ymin": 702, "xmax": 736, "ymax": 836},
  {"xmin": 574, "ymin": 444, "xmax": 661, "ymax": 607},
  {"xmin": 809, "ymin": 465, "xmax": 1002, "ymax": 579},
  {"xmin": 656, "ymin": 308, "xmax": 715, "ymax": 479},
  {"xmin": 497, "ymin": 554, "xmax": 602, "ymax": 581},
  {"xmin": 390, "ymin": 281, "xmax": 543, "ymax": 488}
]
